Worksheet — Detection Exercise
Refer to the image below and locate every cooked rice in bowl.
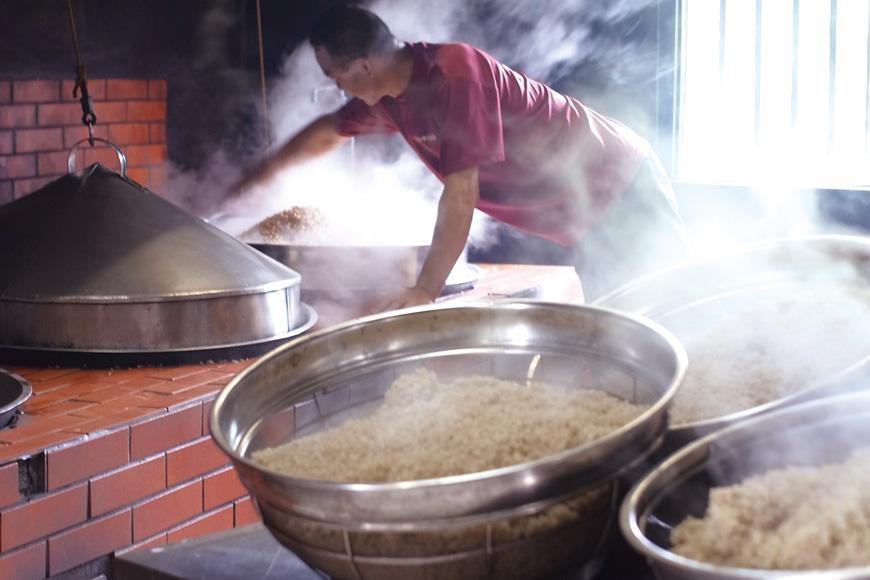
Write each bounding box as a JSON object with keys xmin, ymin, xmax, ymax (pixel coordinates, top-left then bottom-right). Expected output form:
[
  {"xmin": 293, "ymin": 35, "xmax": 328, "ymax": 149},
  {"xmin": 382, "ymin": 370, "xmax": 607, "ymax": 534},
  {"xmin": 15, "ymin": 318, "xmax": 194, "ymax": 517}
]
[
  {"xmin": 670, "ymin": 445, "xmax": 870, "ymax": 570},
  {"xmin": 252, "ymin": 368, "xmax": 648, "ymax": 482}
]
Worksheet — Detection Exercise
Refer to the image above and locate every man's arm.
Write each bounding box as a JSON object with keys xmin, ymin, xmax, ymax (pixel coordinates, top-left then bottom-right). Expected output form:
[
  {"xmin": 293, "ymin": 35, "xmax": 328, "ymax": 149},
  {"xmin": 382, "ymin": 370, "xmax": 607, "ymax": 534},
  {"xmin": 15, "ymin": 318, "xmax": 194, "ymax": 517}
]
[
  {"xmin": 225, "ymin": 113, "xmax": 348, "ymax": 204},
  {"xmin": 384, "ymin": 166, "xmax": 479, "ymax": 310}
]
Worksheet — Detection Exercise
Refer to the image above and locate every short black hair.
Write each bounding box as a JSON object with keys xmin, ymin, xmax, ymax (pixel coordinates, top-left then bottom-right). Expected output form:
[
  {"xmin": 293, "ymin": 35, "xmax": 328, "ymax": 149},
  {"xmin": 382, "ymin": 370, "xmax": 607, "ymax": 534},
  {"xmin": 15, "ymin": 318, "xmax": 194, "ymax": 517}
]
[{"xmin": 309, "ymin": 4, "xmax": 395, "ymax": 64}]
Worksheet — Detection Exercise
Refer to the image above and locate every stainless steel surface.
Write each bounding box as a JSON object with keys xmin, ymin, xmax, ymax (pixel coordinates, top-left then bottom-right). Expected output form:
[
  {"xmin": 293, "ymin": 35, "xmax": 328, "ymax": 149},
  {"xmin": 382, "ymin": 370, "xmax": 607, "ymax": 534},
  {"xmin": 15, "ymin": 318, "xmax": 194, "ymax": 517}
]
[
  {"xmin": 211, "ymin": 301, "xmax": 687, "ymax": 579},
  {"xmin": 0, "ymin": 163, "xmax": 307, "ymax": 357},
  {"xmin": 620, "ymin": 390, "xmax": 870, "ymax": 580},
  {"xmin": 594, "ymin": 234, "xmax": 870, "ymax": 444},
  {"xmin": 250, "ymin": 242, "xmax": 424, "ymax": 290},
  {"xmin": 0, "ymin": 369, "xmax": 32, "ymax": 429},
  {"xmin": 67, "ymin": 138, "xmax": 127, "ymax": 176}
]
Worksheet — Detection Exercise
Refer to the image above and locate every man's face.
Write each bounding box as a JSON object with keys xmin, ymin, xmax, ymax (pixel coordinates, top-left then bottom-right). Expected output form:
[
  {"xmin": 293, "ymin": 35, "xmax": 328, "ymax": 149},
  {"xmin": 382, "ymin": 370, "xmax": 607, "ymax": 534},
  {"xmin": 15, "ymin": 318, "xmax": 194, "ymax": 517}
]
[{"xmin": 314, "ymin": 47, "xmax": 380, "ymax": 106}]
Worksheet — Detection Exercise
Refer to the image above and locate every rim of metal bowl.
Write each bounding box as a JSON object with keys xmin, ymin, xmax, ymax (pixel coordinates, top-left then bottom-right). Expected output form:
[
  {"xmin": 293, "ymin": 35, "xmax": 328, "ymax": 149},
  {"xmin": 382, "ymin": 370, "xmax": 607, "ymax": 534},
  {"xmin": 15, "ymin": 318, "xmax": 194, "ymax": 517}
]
[
  {"xmin": 211, "ymin": 300, "xmax": 688, "ymax": 503},
  {"xmin": 619, "ymin": 390, "xmax": 870, "ymax": 579}
]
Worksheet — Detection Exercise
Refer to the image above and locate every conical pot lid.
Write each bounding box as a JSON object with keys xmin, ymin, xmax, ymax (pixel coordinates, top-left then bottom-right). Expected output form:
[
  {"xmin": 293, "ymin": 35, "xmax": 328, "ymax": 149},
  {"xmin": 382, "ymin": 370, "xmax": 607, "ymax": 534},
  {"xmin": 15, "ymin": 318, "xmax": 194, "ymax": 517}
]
[{"xmin": 0, "ymin": 163, "xmax": 299, "ymax": 303}]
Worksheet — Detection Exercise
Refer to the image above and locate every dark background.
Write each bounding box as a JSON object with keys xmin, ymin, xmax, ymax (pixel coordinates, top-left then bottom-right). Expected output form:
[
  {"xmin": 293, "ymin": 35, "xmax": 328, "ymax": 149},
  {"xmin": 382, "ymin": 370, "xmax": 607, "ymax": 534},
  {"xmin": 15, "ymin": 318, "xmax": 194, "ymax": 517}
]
[{"xmin": 1, "ymin": 0, "xmax": 866, "ymax": 262}]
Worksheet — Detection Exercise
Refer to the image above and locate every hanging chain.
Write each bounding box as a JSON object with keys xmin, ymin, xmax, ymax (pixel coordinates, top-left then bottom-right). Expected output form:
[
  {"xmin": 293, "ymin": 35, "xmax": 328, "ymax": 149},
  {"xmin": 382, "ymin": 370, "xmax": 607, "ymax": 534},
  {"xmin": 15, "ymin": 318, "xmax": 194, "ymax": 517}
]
[
  {"xmin": 256, "ymin": 0, "xmax": 271, "ymax": 146},
  {"xmin": 66, "ymin": 0, "xmax": 97, "ymax": 145}
]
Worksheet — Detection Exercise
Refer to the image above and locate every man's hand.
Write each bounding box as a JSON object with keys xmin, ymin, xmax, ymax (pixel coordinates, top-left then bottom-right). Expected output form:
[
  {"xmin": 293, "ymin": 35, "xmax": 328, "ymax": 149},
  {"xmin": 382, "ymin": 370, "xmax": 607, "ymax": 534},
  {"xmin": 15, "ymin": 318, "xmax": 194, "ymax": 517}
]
[{"xmin": 377, "ymin": 286, "xmax": 436, "ymax": 313}]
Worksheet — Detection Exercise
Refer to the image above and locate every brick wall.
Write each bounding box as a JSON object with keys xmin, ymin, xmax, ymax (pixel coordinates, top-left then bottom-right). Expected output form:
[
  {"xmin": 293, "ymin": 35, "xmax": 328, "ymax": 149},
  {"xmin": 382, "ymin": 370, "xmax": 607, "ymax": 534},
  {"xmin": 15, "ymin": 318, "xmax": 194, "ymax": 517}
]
[
  {"xmin": 0, "ymin": 79, "xmax": 168, "ymax": 206},
  {"xmin": 0, "ymin": 364, "xmax": 259, "ymax": 579}
]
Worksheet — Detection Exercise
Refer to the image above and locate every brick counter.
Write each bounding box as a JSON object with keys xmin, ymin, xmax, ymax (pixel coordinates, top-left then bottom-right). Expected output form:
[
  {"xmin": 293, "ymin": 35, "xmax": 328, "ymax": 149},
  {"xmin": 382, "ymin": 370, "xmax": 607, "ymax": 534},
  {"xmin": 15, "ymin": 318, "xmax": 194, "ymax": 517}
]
[{"xmin": 0, "ymin": 264, "xmax": 582, "ymax": 578}]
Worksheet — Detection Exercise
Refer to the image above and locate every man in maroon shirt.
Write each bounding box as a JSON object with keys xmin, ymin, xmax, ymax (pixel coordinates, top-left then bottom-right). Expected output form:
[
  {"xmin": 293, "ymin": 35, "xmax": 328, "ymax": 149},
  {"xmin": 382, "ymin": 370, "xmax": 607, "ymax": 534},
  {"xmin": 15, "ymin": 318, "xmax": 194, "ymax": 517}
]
[{"xmin": 231, "ymin": 4, "xmax": 687, "ymax": 305}]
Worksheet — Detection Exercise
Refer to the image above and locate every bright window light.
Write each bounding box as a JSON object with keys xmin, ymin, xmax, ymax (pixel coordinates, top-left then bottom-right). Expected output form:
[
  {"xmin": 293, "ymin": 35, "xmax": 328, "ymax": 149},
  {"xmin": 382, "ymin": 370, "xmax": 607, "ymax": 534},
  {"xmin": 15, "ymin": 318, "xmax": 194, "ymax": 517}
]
[{"xmin": 677, "ymin": 0, "xmax": 870, "ymax": 189}]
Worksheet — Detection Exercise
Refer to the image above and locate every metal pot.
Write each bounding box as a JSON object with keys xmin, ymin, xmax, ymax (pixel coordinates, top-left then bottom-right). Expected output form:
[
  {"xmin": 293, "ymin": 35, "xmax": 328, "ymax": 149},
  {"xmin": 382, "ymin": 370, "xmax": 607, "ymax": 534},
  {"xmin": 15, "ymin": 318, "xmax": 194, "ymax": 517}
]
[
  {"xmin": 210, "ymin": 301, "xmax": 687, "ymax": 579},
  {"xmin": 594, "ymin": 234, "xmax": 870, "ymax": 448},
  {"xmin": 0, "ymin": 140, "xmax": 314, "ymax": 365},
  {"xmin": 621, "ymin": 390, "xmax": 870, "ymax": 579}
]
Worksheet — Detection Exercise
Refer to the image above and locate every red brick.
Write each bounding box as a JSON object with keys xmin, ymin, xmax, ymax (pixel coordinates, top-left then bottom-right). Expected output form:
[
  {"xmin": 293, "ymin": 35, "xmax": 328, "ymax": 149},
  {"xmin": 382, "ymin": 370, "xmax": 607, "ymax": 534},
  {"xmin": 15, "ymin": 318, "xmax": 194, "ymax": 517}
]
[
  {"xmin": 14, "ymin": 128, "xmax": 62, "ymax": 153},
  {"xmin": 37, "ymin": 103, "xmax": 83, "ymax": 127},
  {"xmin": 0, "ymin": 462, "xmax": 19, "ymax": 509},
  {"xmin": 0, "ymin": 130, "xmax": 11, "ymax": 154},
  {"xmin": 0, "ymin": 81, "xmax": 10, "ymax": 104},
  {"xmin": 0, "ymin": 432, "xmax": 79, "ymax": 463},
  {"xmin": 130, "ymin": 404, "xmax": 202, "ymax": 460},
  {"xmin": 127, "ymin": 101, "xmax": 166, "ymax": 122},
  {"xmin": 145, "ymin": 366, "xmax": 212, "ymax": 381},
  {"xmin": 92, "ymin": 100, "xmax": 128, "ymax": 123},
  {"xmin": 233, "ymin": 497, "xmax": 259, "ymax": 526},
  {"xmin": 146, "ymin": 371, "xmax": 234, "ymax": 396},
  {"xmin": 114, "ymin": 532, "xmax": 166, "ymax": 556},
  {"xmin": 132, "ymin": 479, "xmax": 202, "ymax": 542},
  {"xmin": 0, "ymin": 483, "xmax": 87, "ymax": 551},
  {"xmin": 125, "ymin": 166, "xmax": 149, "ymax": 186},
  {"xmin": 150, "ymin": 164, "xmax": 168, "ymax": 193},
  {"xmin": 90, "ymin": 454, "xmax": 166, "ymax": 517},
  {"xmin": 0, "ymin": 105, "xmax": 36, "ymax": 129},
  {"xmin": 149, "ymin": 123, "xmax": 166, "ymax": 143},
  {"xmin": 166, "ymin": 436, "xmax": 231, "ymax": 487},
  {"xmin": 0, "ymin": 541, "xmax": 46, "ymax": 580},
  {"xmin": 47, "ymin": 428, "xmax": 129, "ymax": 490},
  {"xmin": 167, "ymin": 505, "xmax": 233, "ymax": 544},
  {"xmin": 108, "ymin": 122, "xmax": 150, "ymax": 145},
  {"xmin": 0, "ymin": 180, "xmax": 12, "ymax": 205},
  {"xmin": 203, "ymin": 466, "xmax": 247, "ymax": 510},
  {"xmin": 0, "ymin": 154, "xmax": 36, "ymax": 179},
  {"xmin": 62, "ymin": 78, "xmax": 106, "ymax": 101},
  {"xmin": 21, "ymin": 368, "xmax": 78, "ymax": 382},
  {"xmin": 63, "ymin": 124, "xmax": 108, "ymax": 148},
  {"xmin": 37, "ymin": 151, "xmax": 69, "ymax": 176},
  {"xmin": 82, "ymin": 145, "xmax": 125, "ymax": 170},
  {"xmin": 148, "ymin": 80, "xmax": 167, "ymax": 100},
  {"xmin": 13, "ymin": 80, "xmax": 59, "ymax": 103},
  {"xmin": 0, "ymin": 414, "xmax": 88, "ymax": 444},
  {"xmin": 107, "ymin": 79, "xmax": 149, "ymax": 100},
  {"xmin": 29, "ymin": 400, "xmax": 95, "ymax": 417},
  {"xmin": 48, "ymin": 509, "xmax": 132, "ymax": 575}
]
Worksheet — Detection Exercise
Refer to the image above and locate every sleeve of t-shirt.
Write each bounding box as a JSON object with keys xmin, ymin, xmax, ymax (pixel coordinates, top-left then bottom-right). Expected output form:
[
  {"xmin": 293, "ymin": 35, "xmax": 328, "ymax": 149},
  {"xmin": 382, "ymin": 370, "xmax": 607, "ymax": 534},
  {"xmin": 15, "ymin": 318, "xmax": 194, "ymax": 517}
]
[
  {"xmin": 334, "ymin": 98, "xmax": 399, "ymax": 136},
  {"xmin": 438, "ymin": 78, "xmax": 505, "ymax": 176}
]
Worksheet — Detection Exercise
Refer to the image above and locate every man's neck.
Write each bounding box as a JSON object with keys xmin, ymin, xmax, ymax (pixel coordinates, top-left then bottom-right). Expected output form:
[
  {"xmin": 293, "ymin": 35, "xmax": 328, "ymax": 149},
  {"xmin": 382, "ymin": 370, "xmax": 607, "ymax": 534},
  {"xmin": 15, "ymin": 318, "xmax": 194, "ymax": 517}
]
[{"xmin": 383, "ymin": 42, "xmax": 414, "ymax": 98}]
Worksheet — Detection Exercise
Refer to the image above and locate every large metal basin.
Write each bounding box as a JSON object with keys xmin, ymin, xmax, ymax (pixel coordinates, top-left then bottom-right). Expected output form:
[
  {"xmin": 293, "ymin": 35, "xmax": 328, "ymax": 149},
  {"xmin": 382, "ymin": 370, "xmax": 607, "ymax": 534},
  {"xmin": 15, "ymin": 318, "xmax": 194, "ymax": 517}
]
[
  {"xmin": 595, "ymin": 234, "xmax": 870, "ymax": 447},
  {"xmin": 621, "ymin": 390, "xmax": 870, "ymax": 579},
  {"xmin": 211, "ymin": 300, "xmax": 687, "ymax": 579}
]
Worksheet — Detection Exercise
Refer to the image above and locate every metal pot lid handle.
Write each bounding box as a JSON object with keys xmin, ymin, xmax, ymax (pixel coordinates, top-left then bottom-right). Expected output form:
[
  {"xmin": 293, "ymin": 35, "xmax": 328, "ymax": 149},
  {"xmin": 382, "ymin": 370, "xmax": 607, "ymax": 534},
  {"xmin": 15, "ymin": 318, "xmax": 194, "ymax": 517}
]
[{"xmin": 67, "ymin": 138, "xmax": 128, "ymax": 177}]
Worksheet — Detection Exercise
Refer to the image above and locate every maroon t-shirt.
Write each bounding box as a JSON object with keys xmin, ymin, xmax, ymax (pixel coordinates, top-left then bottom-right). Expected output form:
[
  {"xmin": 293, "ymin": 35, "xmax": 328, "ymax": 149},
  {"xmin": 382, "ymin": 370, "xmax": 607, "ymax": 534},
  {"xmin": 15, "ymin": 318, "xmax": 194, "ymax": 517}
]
[{"xmin": 335, "ymin": 42, "xmax": 650, "ymax": 246}]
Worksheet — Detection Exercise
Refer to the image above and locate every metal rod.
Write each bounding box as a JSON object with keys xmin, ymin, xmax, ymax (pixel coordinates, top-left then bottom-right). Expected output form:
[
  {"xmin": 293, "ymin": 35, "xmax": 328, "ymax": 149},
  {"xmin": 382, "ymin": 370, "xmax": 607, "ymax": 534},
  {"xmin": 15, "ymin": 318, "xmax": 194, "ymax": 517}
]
[
  {"xmin": 718, "ymin": 0, "xmax": 727, "ymax": 84},
  {"xmin": 754, "ymin": 0, "xmax": 763, "ymax": 145},
  {"xmin": 828, "ymin": 0, "xmax": 838, "ymax": 150},
  {"xmin": 791, "ymin": 0, "xmax": 800, "ymax": 128},
  {"xmin": 865, "ymin": 2, "xmax": 870, "ymax": 151},
  {"xmin": 256, "ymin": 0, "xmax": 271, "ymax": 146}
]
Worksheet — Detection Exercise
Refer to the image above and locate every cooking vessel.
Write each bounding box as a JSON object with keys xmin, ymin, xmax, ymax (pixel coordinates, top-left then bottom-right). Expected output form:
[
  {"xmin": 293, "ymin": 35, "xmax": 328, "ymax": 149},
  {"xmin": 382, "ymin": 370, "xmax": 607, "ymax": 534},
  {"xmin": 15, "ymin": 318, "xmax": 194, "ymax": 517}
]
[
  {"xmin": 211, "ymin": 300, "xmax": 687, "ymax": 579},
  {"xmin": 594, "ymin": 234, "xmax": 870, "ymax": 448},
  {"xmin": 0, "ymin": 139, "xmax": 313, "ymax": 365},
  {"xmin": 621, "ymin": 390, "xmax": 870, "ymax": 579}
]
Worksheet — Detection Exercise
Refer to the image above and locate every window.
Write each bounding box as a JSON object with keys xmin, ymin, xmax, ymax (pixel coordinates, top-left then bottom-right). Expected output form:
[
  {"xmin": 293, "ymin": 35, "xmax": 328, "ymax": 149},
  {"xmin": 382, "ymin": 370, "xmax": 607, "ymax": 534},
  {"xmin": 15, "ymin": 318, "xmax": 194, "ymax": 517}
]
[{"xmin": 677, "ymin": 0, "xmax": 870, "ymax": 189}]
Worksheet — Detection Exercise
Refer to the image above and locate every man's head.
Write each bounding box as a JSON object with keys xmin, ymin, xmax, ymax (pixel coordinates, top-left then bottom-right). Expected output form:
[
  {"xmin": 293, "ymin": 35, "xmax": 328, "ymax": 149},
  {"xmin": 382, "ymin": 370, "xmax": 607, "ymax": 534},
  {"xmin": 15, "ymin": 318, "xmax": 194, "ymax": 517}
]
[{"xmin": 309, "ymin": 4, "xmax": 404, "ymax": 105}]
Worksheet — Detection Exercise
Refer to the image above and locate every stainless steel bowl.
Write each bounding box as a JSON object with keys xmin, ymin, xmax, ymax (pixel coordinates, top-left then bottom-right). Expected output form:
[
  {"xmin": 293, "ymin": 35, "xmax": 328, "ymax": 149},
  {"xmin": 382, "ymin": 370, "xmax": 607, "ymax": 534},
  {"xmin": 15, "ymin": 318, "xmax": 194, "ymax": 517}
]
[
  {"xmin": 594, "ymin": 234, "xmax": 870, "ymax": 446},
  {"xmin": 621, "ymin": 390, "xmax": 870, "ymax": 580},
  {"xmin": 211, "ymin": 300, "xmax": 687, "ymax": 579}
]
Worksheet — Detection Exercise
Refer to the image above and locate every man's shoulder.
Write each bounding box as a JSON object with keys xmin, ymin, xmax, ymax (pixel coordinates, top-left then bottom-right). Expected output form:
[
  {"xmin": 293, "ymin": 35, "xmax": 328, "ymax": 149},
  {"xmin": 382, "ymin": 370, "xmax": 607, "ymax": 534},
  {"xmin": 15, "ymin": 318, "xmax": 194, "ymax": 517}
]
[{"xmin": 419, "ymin": 42, "xmax": 498, "ymax": 83}]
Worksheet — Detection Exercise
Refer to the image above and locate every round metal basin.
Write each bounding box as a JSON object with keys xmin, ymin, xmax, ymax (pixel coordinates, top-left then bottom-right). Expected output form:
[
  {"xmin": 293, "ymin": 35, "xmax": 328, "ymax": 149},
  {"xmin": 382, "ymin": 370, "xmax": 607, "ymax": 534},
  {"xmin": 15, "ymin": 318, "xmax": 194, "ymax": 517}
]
[
  {"xmin": 211, "ymin": 300, "xmax": 687, "ymax": 579},
  {"xmin": 621, "ymin": 390, "xmax": 870, "ymax": 579},
  {"xmin": 0, "ymin": 369, "xmax": 32, "ymax": 429},
  {"xmin": 594, "ymin": 234, "xmax": 870, "ymax": 447}
]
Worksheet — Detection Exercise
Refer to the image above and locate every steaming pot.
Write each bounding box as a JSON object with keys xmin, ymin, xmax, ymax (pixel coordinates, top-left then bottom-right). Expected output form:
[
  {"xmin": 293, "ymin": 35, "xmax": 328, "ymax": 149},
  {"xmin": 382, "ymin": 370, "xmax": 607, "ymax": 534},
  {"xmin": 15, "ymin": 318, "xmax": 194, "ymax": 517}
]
[
  {"xmin": 621, "ymin": 390, "xmax": 870, "ymax": 579},
  {"xmin": 594, "ymin": 234, "xmax": 870, "ymax": 447},
  {"xmin": 211, "ymin": 300, "xmax": 687, "ymax": 579}
]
